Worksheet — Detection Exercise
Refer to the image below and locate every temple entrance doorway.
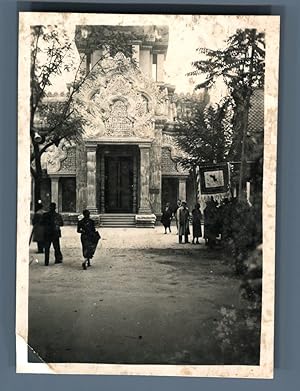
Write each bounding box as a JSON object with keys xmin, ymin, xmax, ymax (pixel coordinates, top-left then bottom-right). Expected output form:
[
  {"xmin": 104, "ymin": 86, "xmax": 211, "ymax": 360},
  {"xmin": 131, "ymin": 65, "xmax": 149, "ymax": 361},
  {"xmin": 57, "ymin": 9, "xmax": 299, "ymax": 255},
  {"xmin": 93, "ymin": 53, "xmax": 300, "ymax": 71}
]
[
  {"xmin": 105, "ymin": 155, "xmax": 134, "ymax": 213},
  {"xmin": 98, "ymin": 145, "xmax": 138, "ymax": 214}
]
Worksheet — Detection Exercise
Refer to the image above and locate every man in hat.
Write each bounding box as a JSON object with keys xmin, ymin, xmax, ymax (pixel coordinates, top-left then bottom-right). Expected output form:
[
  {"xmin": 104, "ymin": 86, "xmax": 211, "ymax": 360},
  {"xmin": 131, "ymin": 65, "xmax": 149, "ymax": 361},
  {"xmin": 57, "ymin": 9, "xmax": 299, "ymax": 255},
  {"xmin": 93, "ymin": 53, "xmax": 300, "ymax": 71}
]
[
  {"xmin": 42, "ymin": 202, "xmax": 64, "ymax": 266},
  {"xmin": 177, "ymin": 201, "xmax": 190, "ymax": 244}
]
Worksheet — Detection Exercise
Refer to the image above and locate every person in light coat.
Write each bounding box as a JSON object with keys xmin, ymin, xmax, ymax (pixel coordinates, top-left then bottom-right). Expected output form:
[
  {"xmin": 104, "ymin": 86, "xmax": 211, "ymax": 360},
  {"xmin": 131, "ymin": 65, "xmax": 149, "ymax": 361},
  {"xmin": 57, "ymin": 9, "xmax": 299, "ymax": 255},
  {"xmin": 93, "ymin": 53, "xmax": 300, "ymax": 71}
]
[{"xmin": 177, "ymin": 201, "xmax": 190, "ymax": 244}]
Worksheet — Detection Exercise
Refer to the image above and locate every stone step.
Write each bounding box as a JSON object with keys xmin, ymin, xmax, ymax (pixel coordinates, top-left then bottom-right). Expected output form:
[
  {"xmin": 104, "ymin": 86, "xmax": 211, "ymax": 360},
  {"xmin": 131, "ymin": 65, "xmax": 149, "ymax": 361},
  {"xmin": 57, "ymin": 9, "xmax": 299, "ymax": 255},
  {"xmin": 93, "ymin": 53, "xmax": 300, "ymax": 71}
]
[
  {"xmin": 100, "ymin": 225, "xmax": 136, "ymax": 228},
  {"xmin": 100, "ymin": 215, "xmax": 135, "ymax": 218},
  {"xmin": 100, "ymin": 218, "xmax": 136, "ymax": 221},
  {"xmin": 100, "ymin": 220, "xmax": 136, "ymax": 223},
  {"xmin": 100, "ymin": 215, "xmax": 136, "ymax": 218},
  {"xmin": 99, "ymin": 214, "xmax": 136, "ymax": 227},
  {"xmin": 100, "ymin": 222, "xmax": 136, "ymax": 225}
]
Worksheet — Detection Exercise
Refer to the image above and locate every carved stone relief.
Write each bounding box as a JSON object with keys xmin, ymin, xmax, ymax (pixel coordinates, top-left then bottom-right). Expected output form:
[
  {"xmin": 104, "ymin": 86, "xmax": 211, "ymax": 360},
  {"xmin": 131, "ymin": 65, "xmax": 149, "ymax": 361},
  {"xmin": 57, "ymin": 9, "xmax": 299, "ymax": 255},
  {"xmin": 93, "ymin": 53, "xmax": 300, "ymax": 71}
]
[
  {"xmin": 74, "ymin": 52, "xmax": 169, "ymax": 140},
  {"xmin": 162, "ymin": 133, "xmax": 189, "ymax": 175},
  {"xmin": 106, "ymin": 100, "xmax": 133, "ymax": 136},
  {"xmin": 41, "ymin": 139, "xmax": 75, "ymax": 174},
  {"xmin": 162, "ymin": 133, "xmax": 184, "ymax": 159}
]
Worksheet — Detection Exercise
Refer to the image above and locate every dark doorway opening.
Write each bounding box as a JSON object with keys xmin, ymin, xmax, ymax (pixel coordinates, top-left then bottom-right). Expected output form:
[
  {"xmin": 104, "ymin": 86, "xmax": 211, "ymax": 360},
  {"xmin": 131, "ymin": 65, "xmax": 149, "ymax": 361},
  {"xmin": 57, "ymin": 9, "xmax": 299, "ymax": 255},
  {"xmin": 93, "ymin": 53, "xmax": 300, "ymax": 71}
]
[
  {"xmin": 105, "ymin": 156, "xmax": 134, "ymax": 213},
  {"xmin": 60, "ymin": 177, "xmax": 76, "ymax": 212},
  {"xmin": 162, "ymin": 177, "xmax": 178, "ymax": 213}
]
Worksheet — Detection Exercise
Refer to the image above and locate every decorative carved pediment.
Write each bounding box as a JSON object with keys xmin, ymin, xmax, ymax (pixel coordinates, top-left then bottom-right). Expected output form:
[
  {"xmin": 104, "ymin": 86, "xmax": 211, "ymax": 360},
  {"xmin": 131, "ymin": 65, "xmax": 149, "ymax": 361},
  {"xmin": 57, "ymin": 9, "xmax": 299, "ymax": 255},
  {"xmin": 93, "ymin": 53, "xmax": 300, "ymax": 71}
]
[
  {"xmin": 75, "ymin": 52, "xmax": 168, "ymax": 140},
  {"xmin": 41, "ymin": 139, "xmax": 75, "ymax": 174}
]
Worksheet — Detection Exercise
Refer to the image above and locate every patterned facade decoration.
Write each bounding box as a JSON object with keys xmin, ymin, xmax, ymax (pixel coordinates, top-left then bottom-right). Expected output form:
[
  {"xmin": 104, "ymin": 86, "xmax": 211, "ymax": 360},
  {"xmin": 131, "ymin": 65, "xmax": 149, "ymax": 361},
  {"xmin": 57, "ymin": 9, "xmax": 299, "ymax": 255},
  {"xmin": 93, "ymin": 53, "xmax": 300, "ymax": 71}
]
[
  {"xmin": 161, "ymin": 148, "xmax": 182, "ymax": 176},
  {"xmin": 75, "ymin": 52, "xmax": 168, "ymax": 140},
  {"xmin": 60, "ymin": 147, "xmax": 76, "ymax": 174},
  {"xmin": 106, "ymin": 100, "xmax": 133, "ymax": 136},
  {"xmin": 171, "ymin": 91, "xmax": 210, "ymax": 121},
  {"xmin": 41, "ymin": 140, "xmax": 76, "ymax": 174}
]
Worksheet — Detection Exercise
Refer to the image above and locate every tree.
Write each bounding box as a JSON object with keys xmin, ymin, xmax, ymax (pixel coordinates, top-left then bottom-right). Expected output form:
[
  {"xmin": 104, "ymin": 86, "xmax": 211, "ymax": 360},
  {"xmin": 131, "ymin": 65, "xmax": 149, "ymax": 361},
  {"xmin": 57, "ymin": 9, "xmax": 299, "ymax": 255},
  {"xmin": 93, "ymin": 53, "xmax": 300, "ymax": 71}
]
[
  {"xmin": 176, "ymin": 97, "xmax": 233, "ymax": 169},
  {"xmin": 30, "ymin": 25, "xmax": 134, "ymax": 210},
  {"xmin": 188, "ymin": 28, "xmax": 265, "ymax": 199},
  {"xmin": 175, "ymin": 97, "xmax": 233, "ymax": 205}
]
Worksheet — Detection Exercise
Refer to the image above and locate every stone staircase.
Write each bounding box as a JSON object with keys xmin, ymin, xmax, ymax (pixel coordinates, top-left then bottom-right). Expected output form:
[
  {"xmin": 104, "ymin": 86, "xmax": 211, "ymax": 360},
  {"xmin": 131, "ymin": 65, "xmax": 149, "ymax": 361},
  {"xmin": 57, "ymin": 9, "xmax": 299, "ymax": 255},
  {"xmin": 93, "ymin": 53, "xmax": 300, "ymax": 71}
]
[{"xmin": 99, "ymin": 214, "xmax": 137, "ymax": 228}]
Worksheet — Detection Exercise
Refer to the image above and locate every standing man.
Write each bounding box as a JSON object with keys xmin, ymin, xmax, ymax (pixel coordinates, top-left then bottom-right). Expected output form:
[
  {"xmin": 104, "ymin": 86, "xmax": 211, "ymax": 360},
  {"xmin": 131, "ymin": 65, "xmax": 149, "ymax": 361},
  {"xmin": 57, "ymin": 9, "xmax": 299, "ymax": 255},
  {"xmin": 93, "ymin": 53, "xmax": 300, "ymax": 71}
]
[
  {"xmin": 174, "ymin": 199, "xmax": 181, "ymax": 235},
  {"xmin": 42, "ymin": 202, "xmax": 64, "ymax": 266},
  {"xmin": 204, "ymin": 199, "xmax": 218, "ymax": 248},
  {"xmin": 177, "ymin": 201, "xmax": 190, "ymax": 244}
]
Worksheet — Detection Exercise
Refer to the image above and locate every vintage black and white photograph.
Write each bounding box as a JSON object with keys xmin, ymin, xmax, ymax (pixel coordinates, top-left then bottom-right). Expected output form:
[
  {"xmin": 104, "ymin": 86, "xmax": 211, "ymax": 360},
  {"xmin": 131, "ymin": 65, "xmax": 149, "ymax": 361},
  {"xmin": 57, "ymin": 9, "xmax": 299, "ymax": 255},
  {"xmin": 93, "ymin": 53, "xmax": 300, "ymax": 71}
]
[{"xmin": 16, "ymin": 12, "xmax": 280, "ymax": 377}]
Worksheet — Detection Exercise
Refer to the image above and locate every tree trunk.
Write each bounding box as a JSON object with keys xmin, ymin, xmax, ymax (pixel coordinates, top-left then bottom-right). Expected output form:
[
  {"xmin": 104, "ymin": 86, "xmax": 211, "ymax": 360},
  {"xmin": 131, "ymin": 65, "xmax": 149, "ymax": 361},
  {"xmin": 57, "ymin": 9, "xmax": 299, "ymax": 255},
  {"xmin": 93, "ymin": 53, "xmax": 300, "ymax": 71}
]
[
  {"xmin": 191, "ymin": 167, "xmax": 198, "ymax": 204},
  {"xmin": 34, "ymin": 176, "xmax": 42, "ymax": 212},
  {"xmin": 238, "ymin": 99, "xmax": 250, "ymax": 201},
  {"xmin": 32, "ymin": 142, "xmax": 43, "ymax": 211}
]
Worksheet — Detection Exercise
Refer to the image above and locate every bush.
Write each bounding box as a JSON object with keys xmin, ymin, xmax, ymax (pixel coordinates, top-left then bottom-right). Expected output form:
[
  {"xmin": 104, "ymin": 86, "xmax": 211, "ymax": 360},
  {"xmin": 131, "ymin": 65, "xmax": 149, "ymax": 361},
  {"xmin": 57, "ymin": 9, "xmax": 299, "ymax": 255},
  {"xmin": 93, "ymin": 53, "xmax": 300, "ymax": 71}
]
[{"xmin": 221, "ymin": 199, "xmax": 258, "ymax": 274}]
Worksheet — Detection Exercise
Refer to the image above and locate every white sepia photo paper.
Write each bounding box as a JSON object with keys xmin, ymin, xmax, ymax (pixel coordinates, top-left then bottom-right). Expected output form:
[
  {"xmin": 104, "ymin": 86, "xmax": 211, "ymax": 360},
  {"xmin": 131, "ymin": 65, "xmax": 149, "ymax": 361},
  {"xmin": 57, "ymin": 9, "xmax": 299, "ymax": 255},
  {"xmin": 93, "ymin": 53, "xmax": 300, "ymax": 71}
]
[{"xmin": 17, "ymin": 12, "xmax": 280, "ymax": 378}]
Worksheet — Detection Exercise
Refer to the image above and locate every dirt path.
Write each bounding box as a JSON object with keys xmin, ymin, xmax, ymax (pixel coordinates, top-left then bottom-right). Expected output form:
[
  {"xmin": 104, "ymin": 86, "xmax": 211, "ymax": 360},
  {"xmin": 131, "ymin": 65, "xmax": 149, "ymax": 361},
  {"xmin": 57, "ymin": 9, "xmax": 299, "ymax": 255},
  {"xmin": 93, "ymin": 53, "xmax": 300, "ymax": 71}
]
[{"xmin": 28, "ymin": 226, "xmax": 247, "ymax": 365}]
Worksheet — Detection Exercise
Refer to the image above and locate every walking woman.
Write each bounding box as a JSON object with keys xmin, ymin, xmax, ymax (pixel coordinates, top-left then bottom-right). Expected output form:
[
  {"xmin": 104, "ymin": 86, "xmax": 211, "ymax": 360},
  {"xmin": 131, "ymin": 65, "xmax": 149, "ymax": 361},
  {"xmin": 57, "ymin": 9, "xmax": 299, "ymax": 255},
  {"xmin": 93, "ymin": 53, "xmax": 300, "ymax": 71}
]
[
  {"xmin": 77, "ymin": 209, "xmax": 100, "ymax": 270},
  {"xmin": 192, "ymin": 203, "xmax": 202, "ymax": 244}
]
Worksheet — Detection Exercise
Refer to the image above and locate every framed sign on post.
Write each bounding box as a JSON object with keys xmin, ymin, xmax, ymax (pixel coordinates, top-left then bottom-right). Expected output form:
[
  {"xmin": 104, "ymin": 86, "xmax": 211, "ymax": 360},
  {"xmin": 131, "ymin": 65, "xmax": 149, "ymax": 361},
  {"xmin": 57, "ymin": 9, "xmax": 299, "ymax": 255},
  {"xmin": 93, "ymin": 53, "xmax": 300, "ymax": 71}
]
[{"xmin": 199, "ymin": 163, "xmax": 230, "ymax": 195}]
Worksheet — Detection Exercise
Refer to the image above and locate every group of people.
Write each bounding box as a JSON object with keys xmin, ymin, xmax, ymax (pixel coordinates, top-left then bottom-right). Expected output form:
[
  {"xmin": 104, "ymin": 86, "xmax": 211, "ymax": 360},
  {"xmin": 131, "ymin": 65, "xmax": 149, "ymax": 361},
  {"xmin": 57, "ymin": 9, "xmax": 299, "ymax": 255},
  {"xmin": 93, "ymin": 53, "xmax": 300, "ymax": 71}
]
[
  {"xmin": 31, "ymin": 201, "xmax": 64, "ymax": 266},
  {"xmin": 32, "ymin": 202, "xmax": 100, "ymax": 270},
  {"xmin": 161, "ymin": 197, "xmax": 249, "ymax": 247},
  {"xmin": 32, "ymin": 196, "xmax": 256, "ymax": 268},
  {"xmin": 160, "ymin": 200, "xmax": 203, "ymax": 244}
]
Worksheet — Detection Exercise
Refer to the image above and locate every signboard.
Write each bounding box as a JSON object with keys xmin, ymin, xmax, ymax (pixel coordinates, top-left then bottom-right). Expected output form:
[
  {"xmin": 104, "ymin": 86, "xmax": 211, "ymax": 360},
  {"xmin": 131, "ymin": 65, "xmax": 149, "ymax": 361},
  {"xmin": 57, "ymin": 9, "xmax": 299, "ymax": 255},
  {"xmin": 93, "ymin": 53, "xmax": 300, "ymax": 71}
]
[{"xmin": 199, "ymin": 163, "xmax": 230, "ymax": 195}]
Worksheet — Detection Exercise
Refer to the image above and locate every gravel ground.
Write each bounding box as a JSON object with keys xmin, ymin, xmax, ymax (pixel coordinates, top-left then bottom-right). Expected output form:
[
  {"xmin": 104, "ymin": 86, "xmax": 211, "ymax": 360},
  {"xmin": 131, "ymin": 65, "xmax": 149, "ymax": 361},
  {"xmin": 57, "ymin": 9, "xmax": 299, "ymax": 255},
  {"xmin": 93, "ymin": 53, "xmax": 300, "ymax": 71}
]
[{"xmin": 28, "ymin": 225, "xmax": 249, "ymax": 365}]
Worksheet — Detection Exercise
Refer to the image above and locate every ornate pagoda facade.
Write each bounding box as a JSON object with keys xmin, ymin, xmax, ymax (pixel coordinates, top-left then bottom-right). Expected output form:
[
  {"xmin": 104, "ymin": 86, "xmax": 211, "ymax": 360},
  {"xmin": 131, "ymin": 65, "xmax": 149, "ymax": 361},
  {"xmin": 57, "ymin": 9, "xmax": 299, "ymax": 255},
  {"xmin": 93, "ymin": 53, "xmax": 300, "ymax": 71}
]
[{"xmin": 35, "ymin": 25, "xmax": 209, "ymax": 226}]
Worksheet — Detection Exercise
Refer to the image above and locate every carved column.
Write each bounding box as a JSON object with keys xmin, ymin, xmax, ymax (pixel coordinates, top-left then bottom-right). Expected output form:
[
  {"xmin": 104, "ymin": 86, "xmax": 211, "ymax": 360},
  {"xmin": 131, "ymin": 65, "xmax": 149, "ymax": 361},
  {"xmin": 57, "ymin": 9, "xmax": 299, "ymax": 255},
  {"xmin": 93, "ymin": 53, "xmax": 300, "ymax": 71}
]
[
  {"xmin": 133, "ymin": 153, "xmax": 137, "ymax": 213},
  {"xmin": 138, "ymin": 145, "xmax": 151, "ymax": 214},
  {"xmin": 86, "ymin": 144, "xmax": 98, "ymax": 214},
  {"xmin": 100, "ymin": 152, "xmax": 105, "ymax": 213},
  {"xmin": 75, "ymin": 143, "xmax": 87, "ymax": 212},
  {"xmin": 50, "ymin": 176, "xmax": 59, "ymax": 210},
  {"xmin": 139, "ymin": 47, "xmax": 152, "ymax": 78},
  {"xmin": 150, "ymin": 124, "xmax": 163, "ymax": 214},
  {"xmin": 156, "ymin": 53, "xmax": 165, "ymax": 82},
  {"xmin": 178, "ymin": 178, "xmax": 187, "ymax": 202}
]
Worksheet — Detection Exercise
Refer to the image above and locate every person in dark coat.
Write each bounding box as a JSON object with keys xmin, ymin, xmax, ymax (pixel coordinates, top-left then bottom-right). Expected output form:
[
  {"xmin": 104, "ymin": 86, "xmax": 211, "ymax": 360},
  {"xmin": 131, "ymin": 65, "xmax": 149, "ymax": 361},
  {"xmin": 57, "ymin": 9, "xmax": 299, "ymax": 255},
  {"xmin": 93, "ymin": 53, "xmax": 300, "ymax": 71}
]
[
  {"xmin": 204, "ymin": 199, "xmax": 218, "ymax": 248},
  {"xmin": 42, "ymin": 202, "xmax": 64, "ymax": 266},
  {"xmin": 161, "ymin": 203, "xmax": 173, "ymax": 234},
  {"xmin": 77, "ymin": 209, "xmax": 99, "ymax": 270},
  {"xmin": 177, "ymin": 201, "xmax": 190, "ymax": 244},
  {"xmin": 191, "ymin": 203, "xmax": 202, "ymax": 244},
  {"xmin": 218, "ymin": 197, "xmax": 232, "ymax": 242},
  {"xmin": 32, "ymin": 201, "xmax": 46, "ymax": 253}
]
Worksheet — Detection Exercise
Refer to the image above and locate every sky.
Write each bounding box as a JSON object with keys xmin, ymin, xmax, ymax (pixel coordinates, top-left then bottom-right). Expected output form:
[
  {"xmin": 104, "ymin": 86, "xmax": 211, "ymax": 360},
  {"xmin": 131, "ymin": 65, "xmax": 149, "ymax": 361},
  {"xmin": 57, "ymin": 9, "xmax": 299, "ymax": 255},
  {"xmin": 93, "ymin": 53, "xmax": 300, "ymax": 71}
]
[{"xmin": 43, "ymin": 14, "xmax": 270, "ymax": 103}]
